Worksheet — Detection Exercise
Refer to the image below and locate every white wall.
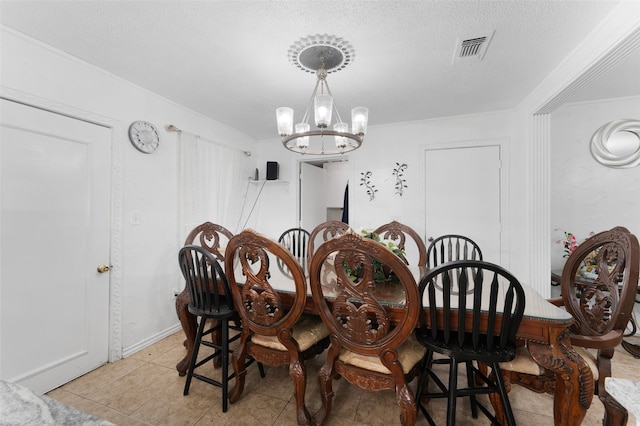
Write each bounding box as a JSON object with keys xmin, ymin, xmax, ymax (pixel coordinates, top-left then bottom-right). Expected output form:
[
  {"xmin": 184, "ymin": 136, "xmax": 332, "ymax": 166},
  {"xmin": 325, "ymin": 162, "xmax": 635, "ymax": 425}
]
[
  {"xmin": 550, "ymin": 96, "xmax": 640, "ymax": 270},
  {"xmin": 1, "ymin": 27, "xmax": 258, "ymax": 355},
  {"xmin": 254, "ymin": 111, "xmax": 526, "ymax": 277}
]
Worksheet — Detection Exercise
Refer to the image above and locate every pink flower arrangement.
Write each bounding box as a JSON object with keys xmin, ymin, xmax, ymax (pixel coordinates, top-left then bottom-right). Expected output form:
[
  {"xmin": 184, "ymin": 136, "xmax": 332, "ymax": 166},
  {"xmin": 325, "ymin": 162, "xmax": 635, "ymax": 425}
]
[
  {"xmin": 558, "ymin": 231, "xmax": 578, "ymax": 258},
  {"xmin": 556, "ymin": 230, "xmax": 596, "ymax": 259}
]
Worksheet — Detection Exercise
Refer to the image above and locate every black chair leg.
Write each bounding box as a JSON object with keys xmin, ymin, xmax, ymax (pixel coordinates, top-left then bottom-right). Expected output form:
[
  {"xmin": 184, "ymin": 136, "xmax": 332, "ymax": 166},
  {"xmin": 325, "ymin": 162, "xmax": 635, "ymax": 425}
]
[
  {"xmin": 257, "ymin": 362, "xmax": 266, "ymax": 378},
  {"xmin": 492, "ymin": 363, "xmax": 516, "ymax": 426},
  {"xmin": 184, "ymin": 317, "xmax": 207, "ymax": 395},
  {"xmin": 465, "ymin": 360, "xmax": 479, "ymax": 418},
  {"xmin": 416, "ymin": 352, "xmax": 439, "ymax": 426},
  {"xmin": 447, "ymin": 357, "xmax": 458, "ymax": 426},
  {"xmin": 221, "ymin": 319, "xmax": 229, "ymax": 412}
]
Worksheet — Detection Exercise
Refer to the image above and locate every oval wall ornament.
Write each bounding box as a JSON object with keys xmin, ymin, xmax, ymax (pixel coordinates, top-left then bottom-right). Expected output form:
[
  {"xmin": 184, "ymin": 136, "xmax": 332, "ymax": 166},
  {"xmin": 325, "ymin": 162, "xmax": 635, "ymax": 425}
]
[{"xmin": 590, "ymin": 119, "xmax": 640, "ymax": 168}]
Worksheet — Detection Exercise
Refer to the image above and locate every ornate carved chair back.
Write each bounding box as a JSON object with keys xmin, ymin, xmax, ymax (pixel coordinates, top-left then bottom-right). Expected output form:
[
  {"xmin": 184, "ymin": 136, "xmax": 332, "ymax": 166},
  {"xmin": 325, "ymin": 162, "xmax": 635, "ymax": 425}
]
[
  {"xmin": 225, "ymin": 229, "xmax": 307, "ymax": 339},
  {"xmin": 184, "ymin": 221, "xmax": 234, "ymax": 264},
  {"xmin": 426, "ymin": 234, "xmax": 483, "ymax": 268},
  {"xmin": 309, "ymin": 230, "xmax": 424, "ymax": 425},
  {"xmin": 307, "ymin": 220, "xmax": 350, "ymax": 265},
  {"xmin": 560, "ymin": 226, "xmax": 639, "ymax": 344},
  {"xmin": 374, "ymin": 220, "xmax": 427, "ymax": 266}
]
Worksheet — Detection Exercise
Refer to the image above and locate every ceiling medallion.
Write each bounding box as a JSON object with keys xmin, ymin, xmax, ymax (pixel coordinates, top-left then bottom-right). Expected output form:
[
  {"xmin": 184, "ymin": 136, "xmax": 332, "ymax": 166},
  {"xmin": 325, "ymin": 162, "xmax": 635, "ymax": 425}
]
[{"xmin": 277, "ymin": 34, "xmax": 368, "ymax": 155}]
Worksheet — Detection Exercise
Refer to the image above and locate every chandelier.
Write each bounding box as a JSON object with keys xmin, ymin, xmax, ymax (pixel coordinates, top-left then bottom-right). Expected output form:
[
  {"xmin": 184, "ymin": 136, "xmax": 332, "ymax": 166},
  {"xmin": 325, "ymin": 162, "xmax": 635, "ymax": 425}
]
[{"xmin": 276, "ymin": 35, "xmax": 369, "ymax": 155}]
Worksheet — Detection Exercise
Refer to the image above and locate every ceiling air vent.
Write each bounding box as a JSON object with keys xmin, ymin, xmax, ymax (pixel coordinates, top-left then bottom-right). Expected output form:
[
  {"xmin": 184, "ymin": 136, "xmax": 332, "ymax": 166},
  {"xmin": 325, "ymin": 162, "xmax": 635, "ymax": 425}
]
[{"xmin": 452, "ymin": 31, "xmax": 494, "ymax": 64}]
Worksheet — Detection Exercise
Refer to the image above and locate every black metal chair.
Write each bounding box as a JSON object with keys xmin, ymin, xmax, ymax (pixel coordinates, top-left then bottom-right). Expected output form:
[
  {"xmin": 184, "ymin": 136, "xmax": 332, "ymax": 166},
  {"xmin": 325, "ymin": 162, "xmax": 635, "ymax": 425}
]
[
  {"xmin": 426, "ymin": 234, "xmax": 483, "ymax": 268},
  {"xmin": 278, "ymin": 227, "xmax": 311, "ymax": 275},
  {"xmin": 178, "ymin": 245, "xmax": 263, "ymax": 412},
  {"xmin": 415, "ymin": 260, "xmax": 526, "ymax": 426}
]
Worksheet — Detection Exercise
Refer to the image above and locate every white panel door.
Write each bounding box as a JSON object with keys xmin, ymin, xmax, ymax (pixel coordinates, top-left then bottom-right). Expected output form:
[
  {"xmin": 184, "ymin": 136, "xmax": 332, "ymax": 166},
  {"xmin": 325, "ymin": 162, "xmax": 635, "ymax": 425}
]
[
  {"xmin": 1, "ymin": 99, "xmax": 111, "ymax": 393},
  {"xmin": 424, "ymin": 145, "xmax": 501, "ymax": 263},
  {"xmin": 299, "ymin": 162, "xmax": 326, "ymax": 231}
]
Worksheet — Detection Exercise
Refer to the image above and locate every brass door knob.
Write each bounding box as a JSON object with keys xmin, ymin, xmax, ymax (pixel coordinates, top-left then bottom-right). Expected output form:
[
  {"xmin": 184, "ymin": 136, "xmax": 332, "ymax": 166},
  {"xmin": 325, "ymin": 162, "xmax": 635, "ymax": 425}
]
[{"xmin": 97, "ymin": 265, "xmax": 110, "ymax": 273}]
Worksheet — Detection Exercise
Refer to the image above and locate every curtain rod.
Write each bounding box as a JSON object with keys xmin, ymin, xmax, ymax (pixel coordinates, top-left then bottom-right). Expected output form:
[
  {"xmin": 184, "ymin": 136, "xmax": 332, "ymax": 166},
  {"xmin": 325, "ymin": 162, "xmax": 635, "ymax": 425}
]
[{"xmin": 166, "ymin": 124, "xmax": 252, "ymax": 157}]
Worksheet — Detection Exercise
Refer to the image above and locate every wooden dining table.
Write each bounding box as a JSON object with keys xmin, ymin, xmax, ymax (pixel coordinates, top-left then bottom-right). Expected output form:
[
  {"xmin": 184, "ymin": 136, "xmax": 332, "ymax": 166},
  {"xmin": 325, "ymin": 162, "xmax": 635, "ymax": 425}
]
[{"xmin": 175, "ymin": 263, "xmax": 592, "ymax": 426}]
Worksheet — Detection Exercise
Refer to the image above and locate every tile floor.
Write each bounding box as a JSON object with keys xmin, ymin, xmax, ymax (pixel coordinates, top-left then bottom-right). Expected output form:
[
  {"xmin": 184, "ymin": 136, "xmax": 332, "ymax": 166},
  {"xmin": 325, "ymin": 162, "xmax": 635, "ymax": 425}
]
[{"xmin": 46, "ymin": 331, "xmax": 640, "ymax": 426}]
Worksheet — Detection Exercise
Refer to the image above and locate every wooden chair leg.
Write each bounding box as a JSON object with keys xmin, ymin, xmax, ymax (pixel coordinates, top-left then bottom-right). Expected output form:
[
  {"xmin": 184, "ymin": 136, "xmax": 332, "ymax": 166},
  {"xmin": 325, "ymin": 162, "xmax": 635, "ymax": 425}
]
[
  {"xmin": 210, "ymin": 319, "xmax": 222, "ymax": 369},
  {"xmin": 289, "ymin": 357, "xmax": 312, "ymax": 425},
  {"xmin": 313, "ymin": 346, "xmax": 339, "ymax": 425},
  {"xmin": 396, "ymin": 380, "xmax": 417, "ymax": 426},
  {"xmin": 598, "ymin": 351, "xmax": 628, "ymax": 426},
  {"xmin": 600, "ymin": 388, "xmax": 629, "ymax": 426},
  {"xmin": 228, "ymin": 333, "xmax": 249, "ymax": 404}
]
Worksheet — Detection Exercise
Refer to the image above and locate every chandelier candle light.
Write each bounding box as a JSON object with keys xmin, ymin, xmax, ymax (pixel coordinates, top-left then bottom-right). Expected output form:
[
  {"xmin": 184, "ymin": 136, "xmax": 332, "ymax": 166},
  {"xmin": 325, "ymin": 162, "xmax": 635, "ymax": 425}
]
[{"xmin": 276, "ymin": 34, "xmax": 369, "ymax": 155}]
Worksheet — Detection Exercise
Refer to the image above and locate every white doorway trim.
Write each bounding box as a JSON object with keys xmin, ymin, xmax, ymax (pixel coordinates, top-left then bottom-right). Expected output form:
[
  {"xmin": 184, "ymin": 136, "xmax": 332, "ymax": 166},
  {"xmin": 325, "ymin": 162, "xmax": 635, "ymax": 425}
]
[{"xmin": 1, "ymin": 87, "xmax": 125, "ymax": 362}]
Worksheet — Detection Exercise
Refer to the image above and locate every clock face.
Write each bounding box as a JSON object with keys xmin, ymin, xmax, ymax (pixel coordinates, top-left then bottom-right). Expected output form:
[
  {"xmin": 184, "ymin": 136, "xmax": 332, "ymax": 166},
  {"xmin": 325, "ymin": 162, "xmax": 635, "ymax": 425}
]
[{"xmin": 128, "ymin": 121, "xmax": 160, "ymax": 154}]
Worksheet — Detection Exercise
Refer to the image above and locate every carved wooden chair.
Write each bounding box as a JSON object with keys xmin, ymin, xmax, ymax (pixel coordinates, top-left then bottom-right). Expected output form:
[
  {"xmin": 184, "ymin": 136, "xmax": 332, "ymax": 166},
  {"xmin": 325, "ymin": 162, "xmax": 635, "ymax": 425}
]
[
  {"xmin": 278, "ymin": 227, "xmax": 311, "ymax": 275},
  {"xmin": 416, "ymin": 260, "xmax": 526, "ymax": 426},
  {"xmin": 179, "ymin": 245, "xmax": 244, "ymax": 412},
  {"xmin": 224, "ymin": 229, "xmax": 330, "ymax": 425},
  {"xmin": 307, "ymin": 220, "xmax": 350, "ymax": 265},
  {"xmin": 176, "ymin": 222, "xmax": 236, "ymax": 374},
  {"xmin": 309, "ymin": 231, "xmax": 425, "ymax": 426},
  {"xmin": 374, "ymin": 220, "xmax": 427, "ymax": 266},
  {"xmin": 500, "ymin": 226, "xmax": 639, "ymax": 426},
  {"xmin": 426, "ymin": 234, "xmax": 483, "ymax": 268},
  {"xmin": 184, "ymin": 221, "xmax": 234, "ymax": 263}
]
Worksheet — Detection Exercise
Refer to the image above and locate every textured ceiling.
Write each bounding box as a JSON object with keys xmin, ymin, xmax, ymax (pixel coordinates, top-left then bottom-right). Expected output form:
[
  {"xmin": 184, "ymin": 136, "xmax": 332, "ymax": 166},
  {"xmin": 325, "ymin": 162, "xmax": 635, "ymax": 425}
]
[{"xmin": 1, "ymin": 1, "xmax": 638, "ymax": 140}]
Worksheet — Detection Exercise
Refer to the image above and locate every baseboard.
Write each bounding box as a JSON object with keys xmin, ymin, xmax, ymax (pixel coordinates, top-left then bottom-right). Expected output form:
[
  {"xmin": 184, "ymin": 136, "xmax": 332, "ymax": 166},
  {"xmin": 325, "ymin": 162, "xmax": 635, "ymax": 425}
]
[{"xmin": 122, "ymin": 324, "xmax": 182, "ymax": 358}]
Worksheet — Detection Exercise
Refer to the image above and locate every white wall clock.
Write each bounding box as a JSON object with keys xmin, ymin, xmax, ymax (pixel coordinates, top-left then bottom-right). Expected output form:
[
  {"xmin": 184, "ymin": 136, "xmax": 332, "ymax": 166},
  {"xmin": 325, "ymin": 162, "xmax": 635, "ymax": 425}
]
[{"xmin": 128, "ymin": 120, "xmax": 160, "ymax": 154}]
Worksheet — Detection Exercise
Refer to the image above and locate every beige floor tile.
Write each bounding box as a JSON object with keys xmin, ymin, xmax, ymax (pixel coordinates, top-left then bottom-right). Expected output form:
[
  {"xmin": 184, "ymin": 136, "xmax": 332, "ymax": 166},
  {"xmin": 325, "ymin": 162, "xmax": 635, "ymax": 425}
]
[
  {"xmin": 207, "ymin": 392, "xmax": 287, "ymax": 425},
  {"xmin": 129, "ymin": 332, "xmax": 186, "ymax": 362},
  {"xmin": 84, "ymin": 363, "xmax": 181, "ymax": 415},
  {"xmin": 45, "ymin": 389, "xmax": 152, "ymax": 426},
  {"xmin": 59, "ymin": 357, "xmax": 147, "ymax": 397},
  {"xmin": 356, "ymin": 389, "xmax": 407, "ymax": 425},
  {"xmin": 251, "ymin": 364, "xmax": 295, "ymax": 402},
  {"xmin": 151, "ymin": 345, "xmax": 192, "ymax": 370},
  {"xmin": 315, "ymin": 376, "xmax": 365, "ymax": 421},
  {"xmin": 42, "ymin": 327, "xmax": 640, "ymax": 425},
  {"xmin": 131, "ymin": 380, "xmax": 218, "ymax": 426}
]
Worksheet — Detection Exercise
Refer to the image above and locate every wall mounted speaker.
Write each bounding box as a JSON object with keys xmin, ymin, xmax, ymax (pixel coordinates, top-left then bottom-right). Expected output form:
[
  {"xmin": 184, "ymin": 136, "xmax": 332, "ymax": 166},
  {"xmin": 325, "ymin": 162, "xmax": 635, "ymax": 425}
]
[{"xmin": 266, "ymin": 161, "xmax": 279, "ymax": 180}]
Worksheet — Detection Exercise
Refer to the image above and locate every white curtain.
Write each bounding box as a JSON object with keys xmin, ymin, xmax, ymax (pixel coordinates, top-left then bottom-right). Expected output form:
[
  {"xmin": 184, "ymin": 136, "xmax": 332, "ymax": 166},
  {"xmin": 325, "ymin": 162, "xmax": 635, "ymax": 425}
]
[{"xmin": 179, "ymin": 132, "xmax": 246, "ymax": 241}]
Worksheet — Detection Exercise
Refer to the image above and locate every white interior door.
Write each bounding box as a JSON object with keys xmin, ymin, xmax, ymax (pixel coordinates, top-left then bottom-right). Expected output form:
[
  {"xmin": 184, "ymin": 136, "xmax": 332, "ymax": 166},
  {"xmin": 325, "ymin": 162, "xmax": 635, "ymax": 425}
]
[
  {"xmin": 424, "ymin": 145, "xmax": 502, "ymax": 263},
  {"xmin": 299, "ymin": 162, "xmax": 326, "ymax": 231},
  {"xmin": 1, "ymin": 99, "xmax": 111, "ymax": 393}
]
